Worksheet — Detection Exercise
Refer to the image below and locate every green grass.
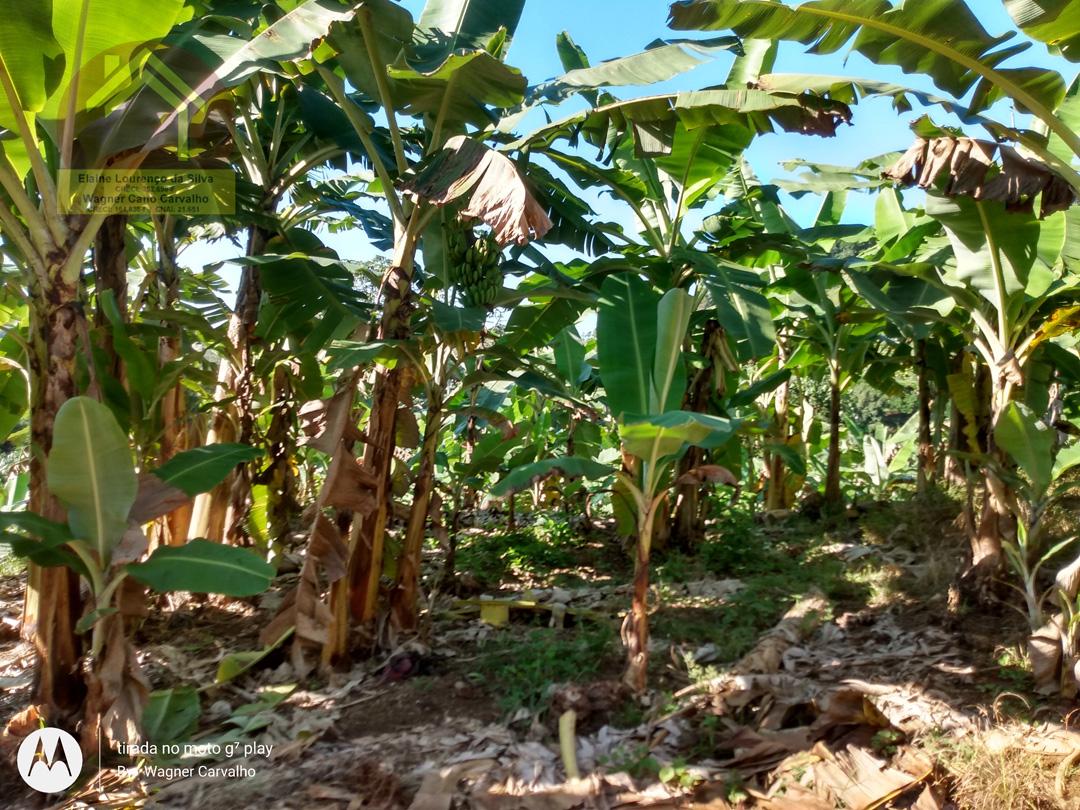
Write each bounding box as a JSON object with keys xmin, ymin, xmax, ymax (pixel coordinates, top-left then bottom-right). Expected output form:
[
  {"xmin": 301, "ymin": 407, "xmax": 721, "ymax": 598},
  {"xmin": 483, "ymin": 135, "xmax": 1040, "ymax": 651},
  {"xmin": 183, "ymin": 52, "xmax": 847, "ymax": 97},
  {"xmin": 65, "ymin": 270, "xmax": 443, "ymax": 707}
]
[
  {"xmin": 454, "ymin": 513, "xmax": 624, "ymax": 588},
  {"xmin": 472, "ymin": 622, "xmax": 619, "ymax": 714},
  {"xmin": 0, "ymin": 546, "xmax": 25, "ymax": 576},
  {"xmin": 649, "ymin": 511, "xmax": 871, "ymax": 659},
  {"xmin": 459, "ymin": 504, "xmax": 903, "ymax": 710}
]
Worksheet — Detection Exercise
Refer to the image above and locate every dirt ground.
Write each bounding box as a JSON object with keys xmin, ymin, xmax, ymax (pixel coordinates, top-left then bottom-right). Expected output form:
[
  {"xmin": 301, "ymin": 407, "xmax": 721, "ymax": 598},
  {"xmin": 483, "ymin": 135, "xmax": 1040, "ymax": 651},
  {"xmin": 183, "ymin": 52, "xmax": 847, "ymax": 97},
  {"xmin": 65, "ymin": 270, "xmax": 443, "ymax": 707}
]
[{"xmin": 1, "ymin": 503, "xmax": 1078, "ymax": 809}]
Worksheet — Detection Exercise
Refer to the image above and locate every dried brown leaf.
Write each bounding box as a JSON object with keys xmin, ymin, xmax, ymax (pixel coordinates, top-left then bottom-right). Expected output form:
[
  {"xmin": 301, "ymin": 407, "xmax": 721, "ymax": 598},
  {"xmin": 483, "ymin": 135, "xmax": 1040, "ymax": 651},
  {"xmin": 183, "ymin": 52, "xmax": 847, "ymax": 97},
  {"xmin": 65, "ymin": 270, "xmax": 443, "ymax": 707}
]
[
  {"xmin": 677, "ymin": 465, "xmax": 738, "ymax": 487},
  {"xmin": 810, "ymin": 743, "xmax": 921, "ymax": 810},
  {"xmin": 309, "ymin": 515, "xmax": 348, "ymax": 584},
  {"xmin": 883, "ymin": 136, "xmax": 1077, "ymax": 217},
  {"xmin": 87, "ymin": 617, "xmax": 150, "ymax": 747},
  {"xmin": 112, "ymin": 524, "xmax": 149, "ymax": 567},
  {"xmin": 324, "ymin": 449, "xmax": 378, "ymax": 516},
  {"xmin": 1029, "ymin": 619, "xmax": 1063, "ymax": 694},
  {"xmin": 402, "ymin": 135, "xmax": 553, "ymax": 246},
  {"xmin": 129, "ymin": 473, "xmax": 190, "ymax": 524},
  {"xmin": 732, "ymin": 592, "xmax": 828, "ymax": 675},
  {"xmin": 300, "ymin": 391, "xmax": 361, "ymax": 455}
]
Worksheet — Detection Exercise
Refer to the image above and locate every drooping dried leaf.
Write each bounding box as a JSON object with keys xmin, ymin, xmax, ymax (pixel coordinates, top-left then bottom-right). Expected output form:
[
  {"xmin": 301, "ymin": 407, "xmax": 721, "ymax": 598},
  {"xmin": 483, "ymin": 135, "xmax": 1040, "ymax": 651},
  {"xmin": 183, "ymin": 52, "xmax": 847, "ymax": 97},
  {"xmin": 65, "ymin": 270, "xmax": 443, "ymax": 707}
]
[
  {"xmin": 299, "ymin": 391, "xmax": 362, "ymax": 455},
  {"xmin": 308, "ymin": 514, "xmax": 348, "ymax": 584},
  {"xmin": 764, "ymin": 98, "xmax": 852, "ymax": 137},
  {"xmin": 883, "ymin": 136, "xmax": 1077, "ymax": 217},
  {"xmin": 86, "ymin": 617, "xmax": 150, "ymax": 747},
  {"xmin": 677, "ymin": 464, "xmax": 738, "ymax": 487},
  {"xmin": 129, "ymin": 473, "xmax": 190, "ymax": 524},
  {"xmin": 324, "ymin": 448, "xmax": 379, "ymax": 516},
  {"xmin": 295, "ymin": 561, "xmax": 334, "ymax": 650},
  {"xmin": 1030, "ymin": 619, "xmax": 1064, "ymax": 694},
  {"xmin": 113, "ymin": 524, "xmax": 149, "ymax": 566},
  {"xmin": 402, "ymin": 135, "xmax": 554, "ymax": 245}
]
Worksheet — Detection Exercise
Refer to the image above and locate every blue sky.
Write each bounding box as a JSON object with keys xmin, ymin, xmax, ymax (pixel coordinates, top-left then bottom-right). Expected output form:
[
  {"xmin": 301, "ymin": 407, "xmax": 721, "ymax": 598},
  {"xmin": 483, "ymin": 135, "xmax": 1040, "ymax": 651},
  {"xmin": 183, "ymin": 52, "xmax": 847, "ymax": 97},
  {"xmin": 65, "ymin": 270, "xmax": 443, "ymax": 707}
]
[{"xmin": 187, "ymin": 1, "xmax": 1078, "ymax": 281}]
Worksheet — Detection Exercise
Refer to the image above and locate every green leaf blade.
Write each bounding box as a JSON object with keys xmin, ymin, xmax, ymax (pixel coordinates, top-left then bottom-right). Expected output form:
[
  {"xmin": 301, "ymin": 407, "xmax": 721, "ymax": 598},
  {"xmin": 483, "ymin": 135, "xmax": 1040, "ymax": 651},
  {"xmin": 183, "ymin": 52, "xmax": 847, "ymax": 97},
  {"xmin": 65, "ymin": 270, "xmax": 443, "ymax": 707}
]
[
  {"xmin": 127, "ymin": 539, "xmax": 274, "ymax": 596},
  {"xmin": 48, "ymin": 397, "xmax": 136, "ymax": 560}
]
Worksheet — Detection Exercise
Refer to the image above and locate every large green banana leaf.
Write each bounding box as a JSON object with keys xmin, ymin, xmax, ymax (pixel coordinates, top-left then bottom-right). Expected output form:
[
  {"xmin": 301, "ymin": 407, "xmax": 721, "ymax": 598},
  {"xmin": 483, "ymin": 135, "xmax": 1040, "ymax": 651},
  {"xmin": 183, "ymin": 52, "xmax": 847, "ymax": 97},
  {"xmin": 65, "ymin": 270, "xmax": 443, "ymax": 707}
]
[
  {"xmin": 387, "ymin": 52, "xmax": 526, "ymax": 126},
  {"xmin": 530, "ymin": 35, "xmax": 740, "ymax": 105},
  {"xmin": 668, "ymin": 0, "xmax": 1076, "ymax": 156},
  {"xmin": 413, "ymin": 0, "xmax": 526, "ymax": 71},
  {"xmin": 47, "ymin": 396, "xmax": 136, "ymax": 561},
  {"xmin": 925, "ymin": 194, "xmax": 1062, "ymax": 310},
  {"xmin": 1005, "ymin": 0, "xmax": 1080, "ymax": 62},
  {"xmin": 597, "ymin": 274, "xmax": 660, "ymax": 421},
  {"xmin": 620, "ymin": 411, "xmax": 738, "ymax": 462},
  {"xmin": 81, "ymin": 0, "xmax": 352, "ymax": 164}
]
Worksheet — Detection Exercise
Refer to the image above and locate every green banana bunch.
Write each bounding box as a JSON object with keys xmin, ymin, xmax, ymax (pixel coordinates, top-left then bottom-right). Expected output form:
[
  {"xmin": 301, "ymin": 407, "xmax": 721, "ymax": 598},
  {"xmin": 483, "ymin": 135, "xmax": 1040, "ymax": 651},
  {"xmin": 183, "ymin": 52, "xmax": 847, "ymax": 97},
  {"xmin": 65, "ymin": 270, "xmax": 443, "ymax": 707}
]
[{"xmin": 447, "ymin": 226, "xmax": 503, "ymax": 308}]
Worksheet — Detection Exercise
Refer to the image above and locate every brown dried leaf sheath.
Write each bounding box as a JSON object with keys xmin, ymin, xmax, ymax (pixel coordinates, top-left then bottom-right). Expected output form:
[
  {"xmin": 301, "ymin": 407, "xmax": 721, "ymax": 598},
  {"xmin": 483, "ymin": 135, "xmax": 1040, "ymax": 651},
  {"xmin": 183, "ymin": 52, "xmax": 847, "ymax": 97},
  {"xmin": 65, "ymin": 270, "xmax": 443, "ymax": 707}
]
[
  {"xmin": 323, "ymin": 448, "xmax": 378, "ymax": 516},
  {"xmin": 676, "ymin": 464, "xmax": 738, "ymax": 487},
  {"xmin": 883, "ymin": 136, "xmax": 1077, "ymax": 217},
  {"xmin": 401, "ymin": 135, "xmax": 554, "ymax": 245},
  {"xmin": 128, "ymin": 472, "xmax": 190, "ymax": 523}
]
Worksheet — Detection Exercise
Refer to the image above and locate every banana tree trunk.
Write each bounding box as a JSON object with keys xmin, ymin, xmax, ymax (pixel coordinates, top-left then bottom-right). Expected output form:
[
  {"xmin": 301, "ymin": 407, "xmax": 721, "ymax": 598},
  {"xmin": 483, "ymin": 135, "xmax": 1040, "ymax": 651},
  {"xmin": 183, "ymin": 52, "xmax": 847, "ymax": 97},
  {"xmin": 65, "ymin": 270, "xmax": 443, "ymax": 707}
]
[
  {"xmin": 343, "ymin": 223, "xmax": 422, "ymax": 634},
  {"xmin": 155, "ymin": 224, "xmax": 192, "ymax": 546},
  {"xmin": 765, "ymin": 338, "xmax": 791, "ymax": 511},
  {"xmin": 764, "ymin": 385, "xmax": 791, "ymax": 510},
  {"xmin": 442, "ymin": 490, "xmax": 461, "ymax": 584},
  {"xmin": 824, "ymin": 362, "xmax": 843, "ymax": 507},
  {"xmin": 958, "ymin": 364, "xmax": 1013, "ymax": 602},
  {"xmin": 190, "ymin": 224, "xmax": 269, "ymax": 543},
  {"xmin": 672, "ymin": 322, "xmax": 720, "ymax": 547},
  {"xmin": 390, "ymin": 393, "xmax": 443, "ymax": 631},
  {"xmin": 970, "ymin": 379, "xmax": 1013, "ymax": 578},
  {"xmin": 943, "ymin": 386, "xmax": 968, "ymax": 486},
  {"xmin": 623, "ymin": 502, "xmax": 657, "ymax": 693},
  {"xmin": 93, "ymin": 214, "xmax": 128, "ymax": 381},
  {"xmin": 23, "ymin": 272, "xmax": 86, "ymax": 718},
  {"xmin": 265, "ymin": 364, "xmax": 299, "ymax": 555}
]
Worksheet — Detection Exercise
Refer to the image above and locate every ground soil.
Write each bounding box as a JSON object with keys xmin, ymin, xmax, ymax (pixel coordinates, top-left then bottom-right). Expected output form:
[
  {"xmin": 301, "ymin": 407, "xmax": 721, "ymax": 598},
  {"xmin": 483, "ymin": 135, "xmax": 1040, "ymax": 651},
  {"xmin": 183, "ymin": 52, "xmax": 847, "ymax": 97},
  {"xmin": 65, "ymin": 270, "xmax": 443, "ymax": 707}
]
[{"xmin": 0, "ymin": 502, "xmax": 1072, "ymax": 809}]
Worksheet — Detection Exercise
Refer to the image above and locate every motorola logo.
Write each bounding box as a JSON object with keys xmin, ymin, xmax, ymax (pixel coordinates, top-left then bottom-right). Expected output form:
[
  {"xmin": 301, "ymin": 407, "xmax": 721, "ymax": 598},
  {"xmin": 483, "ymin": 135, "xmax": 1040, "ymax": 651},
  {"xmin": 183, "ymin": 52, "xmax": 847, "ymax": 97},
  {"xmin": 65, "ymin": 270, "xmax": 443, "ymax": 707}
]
[{"xmin": 17, "ymin": 728, "xmax": 83, "ymax": 793}]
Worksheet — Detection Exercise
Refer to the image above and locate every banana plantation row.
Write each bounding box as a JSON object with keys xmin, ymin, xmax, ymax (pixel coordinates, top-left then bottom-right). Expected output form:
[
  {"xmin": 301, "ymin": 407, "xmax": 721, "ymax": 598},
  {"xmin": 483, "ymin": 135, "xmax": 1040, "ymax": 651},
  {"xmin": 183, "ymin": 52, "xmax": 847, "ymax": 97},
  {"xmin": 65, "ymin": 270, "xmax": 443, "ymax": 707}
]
[{"xmin": 0, "ymin": 0, "xmax": 1078, "ymax": 756}]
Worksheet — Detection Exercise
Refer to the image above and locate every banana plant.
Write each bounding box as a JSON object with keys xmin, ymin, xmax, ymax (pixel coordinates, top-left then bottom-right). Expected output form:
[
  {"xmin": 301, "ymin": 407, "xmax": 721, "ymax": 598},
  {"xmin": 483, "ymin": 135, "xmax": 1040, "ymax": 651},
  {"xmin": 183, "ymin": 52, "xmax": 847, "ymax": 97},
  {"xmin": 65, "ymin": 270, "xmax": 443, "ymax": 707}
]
[
  {"xmin": 848, "ymin": 414, "xmax": 918, "ymax": 500},
  {"xmin": 781, "ymin": 137, "xmax": 1078, "ymax": 583},
  {"xmin": 990, "ymin": 403, "xmax": 1080, "ymax": 630},
  {"xmin": 985, "ymin": 401, "xmax": 1080, "ymax": 695},
  {"xmin": 190, "ymin": 69, "xmax": 363, "ymax": 549},
  {"xmin": 0, "ymin": 0, "xmax": 352, "ymax": 717},
  {"xmin": 0, "ymin": 397, "xmax": 269, "ymax": 748},
  {"xmin": 494, "ymin": 275, "xmax": 737, "ymax": 691},
  {"xmin": 668, "ymin": 0, "xmax": 1080, "ymax": 190},
  {"xmin": 599, "ymin": 276, "xmax": 740, "ymax": 690},
  {"xmin": 275, "ymin": 0, "xmax": 554, "ymax": 671},
  {"xmin": 892, "ymin": 186, "xmax": 1075, "ymax": 579},
  {"xmin": 507, "ymin": 36, "xmax": 851, "ymax": 542}
]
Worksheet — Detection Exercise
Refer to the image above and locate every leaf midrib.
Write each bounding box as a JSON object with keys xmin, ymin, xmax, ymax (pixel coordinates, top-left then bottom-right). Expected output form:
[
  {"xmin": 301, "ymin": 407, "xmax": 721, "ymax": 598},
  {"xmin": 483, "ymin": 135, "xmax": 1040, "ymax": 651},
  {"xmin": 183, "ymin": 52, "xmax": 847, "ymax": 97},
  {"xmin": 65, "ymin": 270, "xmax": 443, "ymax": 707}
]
[
  {"xmin": 690, "ymin": 1, "xmax": 1080, "ymax": 160},
  {"xmin": 77, "ymin": 401, "xmax": 107, "ymax": 557}
]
